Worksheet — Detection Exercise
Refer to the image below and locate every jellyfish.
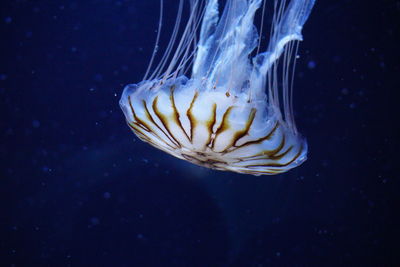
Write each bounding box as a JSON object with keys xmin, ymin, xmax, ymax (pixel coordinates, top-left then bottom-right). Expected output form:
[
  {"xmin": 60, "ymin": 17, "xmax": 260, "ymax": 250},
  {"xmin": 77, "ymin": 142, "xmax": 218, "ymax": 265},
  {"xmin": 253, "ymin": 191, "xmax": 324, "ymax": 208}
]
[{"xmin": 119, "ymin": 0, "xmax": 315, "ymax": 175}]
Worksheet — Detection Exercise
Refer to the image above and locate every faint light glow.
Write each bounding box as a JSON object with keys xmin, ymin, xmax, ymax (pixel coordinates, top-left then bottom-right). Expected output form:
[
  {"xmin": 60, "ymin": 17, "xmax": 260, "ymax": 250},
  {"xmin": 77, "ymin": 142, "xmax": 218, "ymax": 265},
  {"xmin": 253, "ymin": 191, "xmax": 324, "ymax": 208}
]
[
  {"xmin": 90, "ymin": 217, "xmax": 100, "ymax": 225},
  {"xmin": 32, "ymin": 120, "xmax": 40, "ymax": 128},
  {"xmin": 341, "ymin": 88, "xmax": 349, "ymax": 95},
  {"xmin": 307, "ymin": 60, "xmax": 316, "ymax": 69}
]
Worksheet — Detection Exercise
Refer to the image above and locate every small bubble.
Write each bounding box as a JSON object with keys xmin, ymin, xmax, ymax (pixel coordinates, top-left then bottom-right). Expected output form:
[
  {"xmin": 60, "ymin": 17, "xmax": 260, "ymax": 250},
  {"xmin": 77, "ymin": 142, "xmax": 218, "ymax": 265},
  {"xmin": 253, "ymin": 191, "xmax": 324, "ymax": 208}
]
[
  {"xmin": 0, "ymin": 74, "xmax": 7, "ymax": 80},
  {"xmin": 71, "ymin": 47, "xmax": 77, "ymax": 52},
  {"xmin": 341, "ymin": 88, "xmax": 349, "ymax": 95}
]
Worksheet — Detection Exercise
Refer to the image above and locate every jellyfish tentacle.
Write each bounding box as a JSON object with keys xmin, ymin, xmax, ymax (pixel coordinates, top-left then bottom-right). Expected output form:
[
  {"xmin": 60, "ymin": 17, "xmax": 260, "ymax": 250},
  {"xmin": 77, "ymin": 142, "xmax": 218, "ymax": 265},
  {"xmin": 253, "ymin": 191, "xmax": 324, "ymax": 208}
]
[
  {"xmin": 143, "ymin": 0, "xmax": 163, "ymax": 81},
  {"xmin": 151, "ymin": 0, "xmax": 185, "ymax": 80},
  {"xmin": 192, "ymin": 0, "xmax": 219, "ymax": 78},
  {"xmin": 120, "ymin": 0, "xmax": 315, "ymax": 175}
]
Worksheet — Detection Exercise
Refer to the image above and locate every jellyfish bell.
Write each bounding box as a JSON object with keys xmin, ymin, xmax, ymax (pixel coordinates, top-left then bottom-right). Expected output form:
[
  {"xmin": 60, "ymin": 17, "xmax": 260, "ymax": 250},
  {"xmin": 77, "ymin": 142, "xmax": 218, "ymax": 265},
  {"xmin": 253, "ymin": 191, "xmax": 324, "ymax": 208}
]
[{"xmin": 120, "ymin": 0, "xmax": 315, "ymax": 175}]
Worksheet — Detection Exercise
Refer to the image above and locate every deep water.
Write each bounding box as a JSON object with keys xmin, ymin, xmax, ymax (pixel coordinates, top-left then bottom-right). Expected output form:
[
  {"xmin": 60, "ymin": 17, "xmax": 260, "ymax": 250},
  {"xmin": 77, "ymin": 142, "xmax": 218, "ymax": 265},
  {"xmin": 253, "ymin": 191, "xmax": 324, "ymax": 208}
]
[{"xmin": 1, "ymin": 0, "xmax": 398, "ymax": 266}]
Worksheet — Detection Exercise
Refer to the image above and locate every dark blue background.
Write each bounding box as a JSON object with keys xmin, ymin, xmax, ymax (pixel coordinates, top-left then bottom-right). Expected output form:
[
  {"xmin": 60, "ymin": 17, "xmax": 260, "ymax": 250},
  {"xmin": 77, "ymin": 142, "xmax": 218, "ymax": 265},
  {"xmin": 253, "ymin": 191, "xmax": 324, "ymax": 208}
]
[{"xmin": 1, "ymin": 0, "xmax": 398, "ymax": 266}]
